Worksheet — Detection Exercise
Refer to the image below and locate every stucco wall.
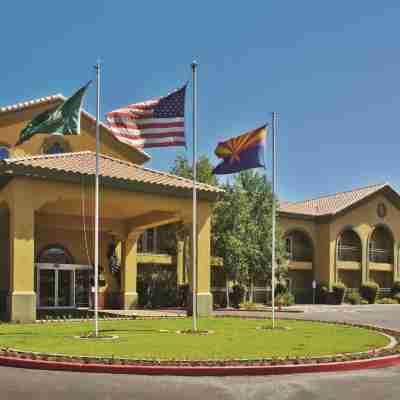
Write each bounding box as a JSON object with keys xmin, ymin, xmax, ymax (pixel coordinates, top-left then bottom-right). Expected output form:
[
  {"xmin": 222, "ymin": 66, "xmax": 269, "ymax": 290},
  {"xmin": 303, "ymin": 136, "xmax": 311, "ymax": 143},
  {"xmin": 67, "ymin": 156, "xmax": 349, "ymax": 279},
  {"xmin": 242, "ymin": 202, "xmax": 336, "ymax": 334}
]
[{"xmin": 0, "ymin": 104, "xmax": 147, "ymax": 164}]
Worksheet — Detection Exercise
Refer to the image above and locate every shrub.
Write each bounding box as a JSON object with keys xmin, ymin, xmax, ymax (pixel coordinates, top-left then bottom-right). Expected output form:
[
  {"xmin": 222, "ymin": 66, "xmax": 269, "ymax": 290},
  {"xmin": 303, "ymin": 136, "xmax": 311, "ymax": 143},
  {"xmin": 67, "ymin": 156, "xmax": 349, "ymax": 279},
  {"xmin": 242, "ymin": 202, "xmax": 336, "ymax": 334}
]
[
  {"xmin": 360, "ymin": 298, "xmax": 369, "ymax": 305},
  {"xmin": 316, "ymin": 282, "xmax": 329, "ymax": 304},
  {"xmin": 376, "ymin": 297, "xmax": 398, "ymax": 304},
  {"xmin": 212, "ymin": 291, "xmax": 227, "ymax": 309},
  {"xmin": 393, "ymin": 293, "xmax": 400, "ymax": 304},
  {"xmin": 231, "ymin": 284, "xmax": 245, "ymax": 308},
  {"xmin": 360, "ymin": 281, "xmax": 379, "ymax": 304},
  {"xmin": 345, "ymin": 291, "xmax": 361, "ymax": 305},
  {"xmin": 177, "ymin": 284, "xmax": 190, "ymax": 307},
  {"xmin": 332, "ymin": 282, "xmax": 346, "ymax": 304},
  {"xmin": 392, "ymin": 281, "xmax": 400, "ymax": 296},
  {"xmin": 275, "ymin": 292, "xmax": 295, "ymax": 306},
  {"xmin": 137, "ymin": 268, "xmax": 178, "ymax": 308},
  {"xmin": 275, "ymin": 281, "xmax": 288, "ymax": 295}
]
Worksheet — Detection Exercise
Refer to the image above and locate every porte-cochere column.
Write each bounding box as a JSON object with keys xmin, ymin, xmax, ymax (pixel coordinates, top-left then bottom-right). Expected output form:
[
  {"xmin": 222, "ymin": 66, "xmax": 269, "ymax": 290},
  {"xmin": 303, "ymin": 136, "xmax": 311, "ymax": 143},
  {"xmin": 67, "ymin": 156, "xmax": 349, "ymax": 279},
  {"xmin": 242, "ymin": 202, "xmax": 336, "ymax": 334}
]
[
  {"xmin": 8, "ymin": 181, "xmax": 36, "ymax": 322},
  {"xmin": 120, "ymin": 232, "xmax": 141, "ymax": 309}
]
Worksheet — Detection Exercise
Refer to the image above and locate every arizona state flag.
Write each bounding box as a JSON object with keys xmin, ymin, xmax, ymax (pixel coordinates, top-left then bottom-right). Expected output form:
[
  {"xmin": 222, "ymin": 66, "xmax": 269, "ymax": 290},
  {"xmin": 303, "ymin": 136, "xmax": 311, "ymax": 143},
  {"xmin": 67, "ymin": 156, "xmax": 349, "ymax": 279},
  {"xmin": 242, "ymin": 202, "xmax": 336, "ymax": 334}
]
[{"xmin": 212, "ymin": 124, "xmax": 267, "ymax": 175}]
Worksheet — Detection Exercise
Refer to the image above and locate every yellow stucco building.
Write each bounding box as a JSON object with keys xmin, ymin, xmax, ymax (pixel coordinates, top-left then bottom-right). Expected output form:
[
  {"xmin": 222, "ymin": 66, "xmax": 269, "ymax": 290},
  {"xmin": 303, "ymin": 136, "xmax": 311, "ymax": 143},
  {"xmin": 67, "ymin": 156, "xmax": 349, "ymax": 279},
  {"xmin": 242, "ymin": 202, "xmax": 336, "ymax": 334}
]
[
  {"xmin": 143, "ymin": 182, "xmax": 400, "ymax": 305},
  {"xmin": 1, "ymin": 94, "xmax": 398, "ymax": 321},
  {"xmin": 280, "ymin": 183, "xmax": 400, "ymax": 301},
  {"xmin": 0, "ymin": 95, "xmax": 221, "ymax": 322}
]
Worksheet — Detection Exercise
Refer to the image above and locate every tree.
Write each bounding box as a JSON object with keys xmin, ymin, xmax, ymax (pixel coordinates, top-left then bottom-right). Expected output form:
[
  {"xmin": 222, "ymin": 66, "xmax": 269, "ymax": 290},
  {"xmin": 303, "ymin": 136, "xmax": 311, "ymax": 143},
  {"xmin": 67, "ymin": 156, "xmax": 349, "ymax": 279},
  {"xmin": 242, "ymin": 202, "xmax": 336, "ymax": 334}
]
[
  {"xmin": 169, "ymin": 154, "xmax": 219, "ymax": 286},
  {"xmin": 170, "ymin": 154, "xmax": 218, "ymax": 186},
  {"xmin": 234, "ymin": 170, "xmax": 288, "ymax": 302},
  {"xmin": 212, "ymin": 184, "xmax": 248, "ymax": 307}
]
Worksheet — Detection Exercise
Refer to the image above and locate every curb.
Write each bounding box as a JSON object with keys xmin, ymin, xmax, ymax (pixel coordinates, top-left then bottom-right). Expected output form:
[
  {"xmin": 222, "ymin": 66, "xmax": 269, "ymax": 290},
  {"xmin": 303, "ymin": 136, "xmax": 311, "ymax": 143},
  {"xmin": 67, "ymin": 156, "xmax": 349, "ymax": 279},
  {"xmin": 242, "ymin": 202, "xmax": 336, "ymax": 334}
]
[
  {"xmin": 0, "ymin": 353, "xmax": 399, "ymax": 376},
  {"xmin": 1, "ymin": 318, "xmax": 399, "ymax": 376}
]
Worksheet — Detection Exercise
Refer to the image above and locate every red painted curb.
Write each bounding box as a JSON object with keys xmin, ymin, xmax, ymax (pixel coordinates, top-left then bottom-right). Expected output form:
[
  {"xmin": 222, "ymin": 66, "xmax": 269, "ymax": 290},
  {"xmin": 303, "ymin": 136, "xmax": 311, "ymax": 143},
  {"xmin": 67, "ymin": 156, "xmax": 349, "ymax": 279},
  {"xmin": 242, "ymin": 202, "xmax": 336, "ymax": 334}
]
[{"xmin": 0, "ymin": 354, "xmax": 399, "ymax": 376}]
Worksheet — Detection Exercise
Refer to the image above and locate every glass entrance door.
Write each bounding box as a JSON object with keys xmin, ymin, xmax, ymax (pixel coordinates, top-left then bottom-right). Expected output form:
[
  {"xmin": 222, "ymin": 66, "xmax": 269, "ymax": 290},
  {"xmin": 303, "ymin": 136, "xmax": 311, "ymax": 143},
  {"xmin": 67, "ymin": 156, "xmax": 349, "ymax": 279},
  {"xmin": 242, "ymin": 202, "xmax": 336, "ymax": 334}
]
[
  {"xmin": 58, "ymin": 270, "xmax": 74, "ymax": 307},
  {"xmin": 39, "ymin": 269, "xmax": 56, "ymax": 307},
  {"xmin": 36, "ymin": 264, "xmax": 91, "ymax": 308}
]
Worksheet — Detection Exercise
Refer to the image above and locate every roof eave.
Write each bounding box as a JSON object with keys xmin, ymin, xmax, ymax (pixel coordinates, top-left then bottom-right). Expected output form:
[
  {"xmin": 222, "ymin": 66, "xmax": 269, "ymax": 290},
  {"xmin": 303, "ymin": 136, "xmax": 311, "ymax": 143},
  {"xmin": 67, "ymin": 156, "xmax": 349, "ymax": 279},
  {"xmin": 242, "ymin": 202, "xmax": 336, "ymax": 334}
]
[
  {"xmin": 0, "ymin": 164, "xmax": 219, "ymax": 202},
  {"xmin": 278, "ymin": 211, "xmax": 317, "ymax": 221}
]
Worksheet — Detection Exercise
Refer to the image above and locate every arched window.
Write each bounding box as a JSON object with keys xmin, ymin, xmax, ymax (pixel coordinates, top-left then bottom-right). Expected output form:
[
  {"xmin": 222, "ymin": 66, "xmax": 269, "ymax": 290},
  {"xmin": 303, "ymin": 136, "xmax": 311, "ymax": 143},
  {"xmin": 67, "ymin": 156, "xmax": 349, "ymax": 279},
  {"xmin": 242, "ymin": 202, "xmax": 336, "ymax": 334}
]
[
  {"xmin": 41, "ymin": 137, "xmax": 70, "ymax": 155},
  {"xmin": 337, "ymin": 229, "xmax": 362, "ymax": 262},
  {"xmin": 285, "ymin": 230, "xmax": 313, "ymax": 262},
  {"xmin": 45, "ymin": 142, "xmax": 65, "ymax": 154},
  {"xmin": 369, "ymin": 226, "xmax": 394, "ymax": 263},
  {"xmin": 38, "ymin": 245, "xmax": 74, "ymax": 264},
  {"xmin": 0, "ymin": 146, "xmax": 10, "ymax": 160}
]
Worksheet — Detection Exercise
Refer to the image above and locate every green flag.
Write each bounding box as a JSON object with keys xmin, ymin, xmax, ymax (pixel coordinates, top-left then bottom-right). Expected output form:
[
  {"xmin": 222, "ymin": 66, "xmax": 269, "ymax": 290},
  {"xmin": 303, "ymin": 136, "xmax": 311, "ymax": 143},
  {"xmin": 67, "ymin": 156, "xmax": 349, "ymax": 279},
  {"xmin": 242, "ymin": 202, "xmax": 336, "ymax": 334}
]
[{"xmin": 17, "ymin": 82, "xmax": 91, "ymax": 146}]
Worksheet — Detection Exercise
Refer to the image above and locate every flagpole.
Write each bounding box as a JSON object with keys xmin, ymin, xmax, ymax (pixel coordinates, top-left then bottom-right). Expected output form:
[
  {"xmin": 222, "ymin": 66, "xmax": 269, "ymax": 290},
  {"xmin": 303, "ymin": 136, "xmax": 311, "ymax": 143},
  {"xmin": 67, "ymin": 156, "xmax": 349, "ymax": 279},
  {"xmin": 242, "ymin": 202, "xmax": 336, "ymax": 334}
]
[
  {"xmin": 94, "ymin": 61, "xmax": 101, "ymax": 337},
  {"xmin": 271, "ymin": 111, "xmax": 277, "ymax": 329},
  {"xmin": 191, "ymin": 61, "xmax": 198, "ymax": 332}
]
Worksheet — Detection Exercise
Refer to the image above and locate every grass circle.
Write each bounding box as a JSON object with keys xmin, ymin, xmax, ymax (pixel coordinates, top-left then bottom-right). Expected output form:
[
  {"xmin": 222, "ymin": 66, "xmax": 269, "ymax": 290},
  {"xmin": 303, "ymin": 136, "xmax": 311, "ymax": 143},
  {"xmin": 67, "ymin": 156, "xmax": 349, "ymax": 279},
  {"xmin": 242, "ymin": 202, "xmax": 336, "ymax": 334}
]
[{"xmin": 0, "ymin": 318, "xmax": 391, "ymax": 361}]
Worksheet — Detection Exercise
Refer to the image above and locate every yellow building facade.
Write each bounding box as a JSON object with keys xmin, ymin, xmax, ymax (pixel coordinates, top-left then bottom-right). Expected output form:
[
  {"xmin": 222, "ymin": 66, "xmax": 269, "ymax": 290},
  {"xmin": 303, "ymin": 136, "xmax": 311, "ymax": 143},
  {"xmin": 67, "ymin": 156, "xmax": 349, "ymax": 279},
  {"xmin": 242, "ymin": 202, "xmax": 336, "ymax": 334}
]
[
  {"xmin": 280, "ymin": 183, "xmax": 400, "ymax": 301},
  {"xmin": 144, "ymin": 182, "xmax": 400, "ymax": 305},
  {"xmin": 0, "ymin": 95, "xmax": 221, "ymax": 322}
]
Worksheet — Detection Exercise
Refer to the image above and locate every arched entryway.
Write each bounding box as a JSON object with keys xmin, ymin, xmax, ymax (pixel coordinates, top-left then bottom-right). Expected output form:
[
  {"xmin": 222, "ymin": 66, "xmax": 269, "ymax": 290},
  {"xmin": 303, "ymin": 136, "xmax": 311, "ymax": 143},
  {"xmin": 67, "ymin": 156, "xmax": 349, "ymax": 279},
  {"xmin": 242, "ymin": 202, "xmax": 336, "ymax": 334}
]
[
  {"xmin": 368, "ymin": 225, "xmax": 394, "ymax": 288},
  {"xmin": 36, "ymin": 244, "xmax": 92, "ymax": 309},
  {"xmin": 336, "ymin": 229, "xmax": 362, "ymax": 289},
  {"xmin": 284, "ymin": 229, "xmax": 314, "ymax": 303}
]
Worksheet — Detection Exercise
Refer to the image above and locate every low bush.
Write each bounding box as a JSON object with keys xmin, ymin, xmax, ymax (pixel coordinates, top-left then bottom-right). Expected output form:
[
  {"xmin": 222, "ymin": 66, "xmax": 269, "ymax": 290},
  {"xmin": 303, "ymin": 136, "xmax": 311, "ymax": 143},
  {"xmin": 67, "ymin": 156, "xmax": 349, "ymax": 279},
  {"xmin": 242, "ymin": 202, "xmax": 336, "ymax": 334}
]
[
  {"xmin": 212, "ymin": 291, "xmax": 227, "ymax": 309},
  {"xmin": 316, "ymin": 282, "xmax": 329, "ymax": 304},
  {"xmin": 360, "ymin": 298, "xmax": 369, "ymax": 305},
  {"xmin": 177, "ymin": 284, "xmax": 190, "ymax": 307},
  {"xmin": 392, "ymin": 281, "xmax": 400, "ymax": 296},
  {"xmin": 332, "ymin": 282, "xmax": 346, "ymax": 304},
  {"xmin": 360, "ymin": 281, "xmax": 379, "ymax": 304},
  {"xmin": 376, "ymin": 297, "xmax": 398, "ymax": 304},
  {"xmin": 345, "ymin": 291, "xmax": 361, "ymax": 305},
  {"xmin": 393, "ymin": 293, "xmax": 400, "ymax": 304},
  {"xmin": 275, "ymin": 292, "xmax": 295, "ymax": 307},
  {"xmin": 275, "ymin": 281, "xmax": 288, "ymax": 295},
  {"xmin": 231, "ymin": 284, "xmax": 246, "ymax": 308},
  {"xmin": 137, "ymin": 268, "xmax": 178, "ymax": 308}
]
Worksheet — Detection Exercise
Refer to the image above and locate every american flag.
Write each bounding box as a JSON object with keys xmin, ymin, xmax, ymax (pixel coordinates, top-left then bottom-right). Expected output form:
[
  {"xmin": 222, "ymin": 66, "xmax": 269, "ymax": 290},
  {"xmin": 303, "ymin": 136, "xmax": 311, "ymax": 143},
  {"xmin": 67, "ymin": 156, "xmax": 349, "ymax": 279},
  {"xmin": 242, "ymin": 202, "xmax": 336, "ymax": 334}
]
[{"xmin": 106, "ymin": 85, "xmax": 186, "ymax": 149}]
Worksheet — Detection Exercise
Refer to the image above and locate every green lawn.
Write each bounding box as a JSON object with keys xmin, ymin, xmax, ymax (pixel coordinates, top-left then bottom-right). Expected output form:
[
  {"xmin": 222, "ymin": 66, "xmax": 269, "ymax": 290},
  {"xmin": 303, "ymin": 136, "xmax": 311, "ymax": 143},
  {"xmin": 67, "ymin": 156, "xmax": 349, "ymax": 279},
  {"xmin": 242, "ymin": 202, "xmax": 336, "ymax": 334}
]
[{"xmin": 0, "ymin": 318, "xmax": 390, "ymax": 360}]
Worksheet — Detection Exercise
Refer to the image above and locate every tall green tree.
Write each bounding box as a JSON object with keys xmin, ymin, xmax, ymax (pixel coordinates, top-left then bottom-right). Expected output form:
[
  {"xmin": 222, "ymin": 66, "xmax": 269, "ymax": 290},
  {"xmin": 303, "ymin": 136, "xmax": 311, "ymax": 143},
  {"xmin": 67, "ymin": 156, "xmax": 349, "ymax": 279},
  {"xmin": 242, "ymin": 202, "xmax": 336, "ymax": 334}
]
[
  {"xmin": 234, "ymin": 170, "xmax": 288, "ymax": 301},
  {"xmin": 170, "ymin": 154, "xmax": 218, "ymax": 186},
  {"xmin": 212, "ymin": 183, "xmax": 247, "ymax": 307},
  {"xmin": 169, "ymin": 154, "xmax": 219, "ymax": 284}
]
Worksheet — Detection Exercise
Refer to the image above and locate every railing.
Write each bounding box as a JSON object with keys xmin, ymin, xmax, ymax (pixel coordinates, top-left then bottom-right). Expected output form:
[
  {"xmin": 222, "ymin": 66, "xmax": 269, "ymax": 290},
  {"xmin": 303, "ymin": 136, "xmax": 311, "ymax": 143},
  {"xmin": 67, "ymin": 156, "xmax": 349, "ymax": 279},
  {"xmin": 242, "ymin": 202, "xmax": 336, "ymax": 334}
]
[
  {"xmin": 337, "ymin": 245, "xmax": 361, "ymax": 262},
  {"xmin": 288, "ymin": 252, "xmax": 312, "ymax": 262},
  {"xmin": 369, "ymin": 249, "xmax": 392, "ymax": 264}
]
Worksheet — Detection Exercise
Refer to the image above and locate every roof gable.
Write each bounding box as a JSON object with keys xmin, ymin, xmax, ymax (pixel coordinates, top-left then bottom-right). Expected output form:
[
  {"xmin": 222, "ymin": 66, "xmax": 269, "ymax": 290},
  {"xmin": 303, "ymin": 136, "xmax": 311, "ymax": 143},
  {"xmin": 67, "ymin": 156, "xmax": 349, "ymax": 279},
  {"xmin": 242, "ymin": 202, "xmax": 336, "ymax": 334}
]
[
  {"xmin": 279, "ymin": 183, "xmax": 400, "ymax": 218},
  {"xmin": 0, "ymin": 94, "xmax": 150, "ymax": 164}
]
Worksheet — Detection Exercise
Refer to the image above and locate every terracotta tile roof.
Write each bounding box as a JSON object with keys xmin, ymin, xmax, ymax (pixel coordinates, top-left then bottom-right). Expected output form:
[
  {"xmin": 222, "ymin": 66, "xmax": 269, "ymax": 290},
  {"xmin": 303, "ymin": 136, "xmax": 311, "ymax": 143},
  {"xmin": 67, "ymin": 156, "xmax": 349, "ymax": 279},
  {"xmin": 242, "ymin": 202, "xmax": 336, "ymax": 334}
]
[
  {"xmin": 0, "ymin": 95, "xmax": 64, "ymax": 113},
  {"xmin": 279, "ymin": 183, "xmax": 388, "ymax": 217},
  {"xmin": 2, "ymin": 151, "xmax": 222, "ymax": 194},
  {"xmin": 0, "ymin": 94, "xmax": 150, "ymax": 161}
]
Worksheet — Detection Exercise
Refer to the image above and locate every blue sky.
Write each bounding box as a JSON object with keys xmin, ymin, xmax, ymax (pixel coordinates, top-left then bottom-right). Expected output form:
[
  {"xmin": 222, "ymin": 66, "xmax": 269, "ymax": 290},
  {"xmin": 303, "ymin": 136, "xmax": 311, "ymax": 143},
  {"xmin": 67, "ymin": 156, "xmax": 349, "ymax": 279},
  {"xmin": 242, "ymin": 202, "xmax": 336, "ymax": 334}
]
[{"xmin": 1, "ymin": 2, "xmax": 400, "ymax": 202}]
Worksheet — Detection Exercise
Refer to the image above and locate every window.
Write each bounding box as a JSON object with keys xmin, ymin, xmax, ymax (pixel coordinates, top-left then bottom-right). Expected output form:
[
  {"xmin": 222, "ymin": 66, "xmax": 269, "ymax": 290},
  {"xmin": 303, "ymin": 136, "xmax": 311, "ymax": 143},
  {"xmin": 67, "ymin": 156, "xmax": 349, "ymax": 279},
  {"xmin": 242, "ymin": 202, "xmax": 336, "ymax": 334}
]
[
  {"xmin": 0, "ymin": 146, "xmax": 10, "ymax": 160},
  {"xmin": 138, "ymin": 228, "xmax": 158, "ymax": 253},
  {"xmin": 285, "ymin": 237, "xmax": 293, "ymax": 260},
  {"xmin": 45, "ymin": 142, "xmax": 65, "ymax": 154},
  {"xmin": 41, "ymin": 137, "xmax": 70, "ymax": 155},
  {"xmin": 38, "ymin": 245, "xmax": 73, "ymax": 264}
]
